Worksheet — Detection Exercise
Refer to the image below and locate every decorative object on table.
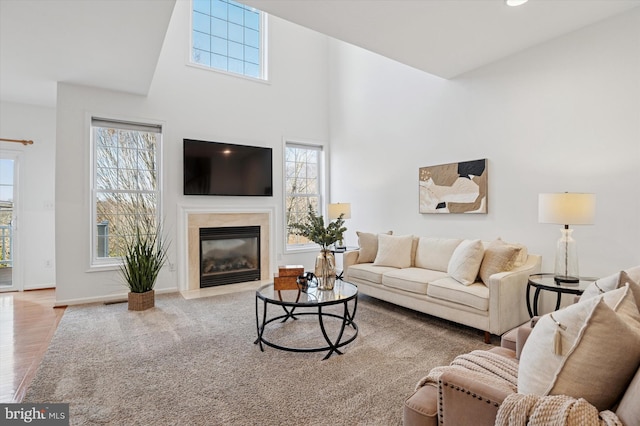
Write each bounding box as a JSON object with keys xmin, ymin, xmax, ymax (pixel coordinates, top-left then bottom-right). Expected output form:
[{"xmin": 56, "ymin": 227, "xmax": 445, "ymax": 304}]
[
  {"xmin": 328, "ymin": 202, "xmax": 351, "ymax": 248},
  {"xmin": 288, "ymin": 204, "xmax": 347, "ymax": 291},
  {"xmin": 296, "ymin": 272, "xmax": 317, "ymax": 292},
  {"xmin": 120, "ymin": 223, "xmax": 169, "ymax": 311},
  {"xmin": 274, "ymin": 265, "xmax": 304, "ymax": 290},
  {"xmin": 419, "ymin": 158, "xmax": 487, "ymax": 214},
  {"xmin": 538, "ymin": 192, "xmax": 596, "ymax": 283},
  {"xmin": 315, "ymin": 251, "xmax": 336, "ymax": 290}
]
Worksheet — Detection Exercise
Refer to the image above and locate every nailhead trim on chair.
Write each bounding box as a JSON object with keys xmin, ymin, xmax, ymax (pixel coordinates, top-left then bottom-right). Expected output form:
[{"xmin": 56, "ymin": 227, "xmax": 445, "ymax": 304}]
[
  {"xmin": 438, "ymin": 379, "xmax": 443, "ymax": 424},
  {"xmin": 438, "ymin": 379, "xmax": 501, "ymax": 425}
]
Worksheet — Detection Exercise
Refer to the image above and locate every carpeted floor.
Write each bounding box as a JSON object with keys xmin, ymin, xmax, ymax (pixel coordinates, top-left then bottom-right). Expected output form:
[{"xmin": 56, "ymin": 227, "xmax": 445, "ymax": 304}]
[{"xmin": 24, "ymin": 290, "xmax": 494, "ymax": 425}]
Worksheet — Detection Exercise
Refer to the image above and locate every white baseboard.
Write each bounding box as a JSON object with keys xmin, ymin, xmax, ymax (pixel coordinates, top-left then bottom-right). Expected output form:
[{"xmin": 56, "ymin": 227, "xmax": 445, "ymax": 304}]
[{"xmin": 55, "ymin": 287, "xmax": 178, "ymax": 307}]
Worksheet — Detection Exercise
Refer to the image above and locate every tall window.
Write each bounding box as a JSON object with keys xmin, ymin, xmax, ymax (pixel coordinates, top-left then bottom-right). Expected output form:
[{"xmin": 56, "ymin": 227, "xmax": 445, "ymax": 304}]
[
  {"xmin": 0, "ymin": 157, "xmax": 14, "ymax": 269},
  {"xmin": 285, "ymin": 143, "xmax": 323, "ymax": 249},
  {"xmin": 91, "ymin": 118, "xmax": 162, "ymax": 266},
  {"xmin": 191, "ymin": 0, "xmax": 266, "ymax": 79}
]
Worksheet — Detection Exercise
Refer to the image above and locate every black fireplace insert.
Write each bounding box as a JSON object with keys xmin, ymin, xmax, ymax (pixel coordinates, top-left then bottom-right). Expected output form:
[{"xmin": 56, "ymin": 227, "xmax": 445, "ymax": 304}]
[{"xmin": 199, "ymin": 226, "xmax": 261, "ymax": 287}]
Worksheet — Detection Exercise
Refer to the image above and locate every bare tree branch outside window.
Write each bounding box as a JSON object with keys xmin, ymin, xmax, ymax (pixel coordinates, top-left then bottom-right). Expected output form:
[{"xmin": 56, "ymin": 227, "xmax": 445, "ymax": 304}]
[
  {"xmin": 94, "ymin": 125, "xmax": 160, "ymax": 259},
  {"xmin": 285, "ymin": 144, "xmax": 321, "ymax": 246}
]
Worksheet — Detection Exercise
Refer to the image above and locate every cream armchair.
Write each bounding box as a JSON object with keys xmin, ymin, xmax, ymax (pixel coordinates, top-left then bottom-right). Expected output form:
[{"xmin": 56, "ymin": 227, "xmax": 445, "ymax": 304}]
[{"xmin": 404, "ymin": 278, "xmax": 640, "ymax": 426}]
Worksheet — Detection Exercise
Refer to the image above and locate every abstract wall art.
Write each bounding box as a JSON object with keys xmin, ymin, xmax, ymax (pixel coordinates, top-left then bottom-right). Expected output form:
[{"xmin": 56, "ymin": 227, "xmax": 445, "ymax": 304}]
[{"xmin": 419, "ymin": 158, "xmax": 487, "ymax": 214}]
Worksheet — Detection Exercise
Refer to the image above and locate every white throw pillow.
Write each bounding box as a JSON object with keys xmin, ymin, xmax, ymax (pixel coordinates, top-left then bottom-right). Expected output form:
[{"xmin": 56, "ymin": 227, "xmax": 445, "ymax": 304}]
[
  {"xmin": 580, "ymin": 270, "xmax": 634, "ymax": 301},
  {"xmin": 447, "ymin": 239, "xmax": 485, "ymax": 285},
  {"xmin": 373, "ymin": 234, "xmax": 414, "ymax": 268},
  {"xmin": 518, "ymin": 294, "xmax": 640, "ymax": 411},
  {"xmin": 479, "ymin": 239, "xmax": 523, "ymax": 285},
  {"xmin": 356, "ymin": 230, "xmax": 392, "ymax": 264}
]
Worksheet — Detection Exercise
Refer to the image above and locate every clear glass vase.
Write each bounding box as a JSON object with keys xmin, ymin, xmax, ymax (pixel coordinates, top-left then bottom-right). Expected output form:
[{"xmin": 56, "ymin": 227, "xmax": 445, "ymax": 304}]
[
  {"xmin": 315, "ymin": 250, "xmax": 336, "ymax": 291},
  {"xmin": 554, "ymin": 228, "xmax": 579, "ymax": 282}
]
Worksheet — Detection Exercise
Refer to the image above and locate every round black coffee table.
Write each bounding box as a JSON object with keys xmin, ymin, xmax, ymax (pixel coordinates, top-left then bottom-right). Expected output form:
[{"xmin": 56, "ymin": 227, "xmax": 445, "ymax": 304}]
[{"xmin": 254, "ymin": 281, "xmax": 358, "ymax": 360}]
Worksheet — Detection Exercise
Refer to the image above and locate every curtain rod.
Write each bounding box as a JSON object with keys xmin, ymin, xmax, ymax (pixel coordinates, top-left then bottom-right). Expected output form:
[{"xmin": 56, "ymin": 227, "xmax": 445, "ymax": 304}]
[{"xmin": 0, "ymin": 137, "xmax": 34, "ymax": 145}]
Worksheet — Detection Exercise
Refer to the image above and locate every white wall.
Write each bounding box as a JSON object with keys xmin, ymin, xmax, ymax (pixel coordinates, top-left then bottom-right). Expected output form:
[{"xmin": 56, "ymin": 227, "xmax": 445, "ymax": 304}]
[
  {"xmin": 55, "ymin": 2, "xmax": 329, "ymax": 305},
  {"xmin": 0, "ymin": 101, "xmax": 56, "ymax": 289},
  {"xmin": 43, "ymin": 3, "xmax": 640, "ymax": 304},
  {"xmin": 329, "ymin": 9, "xmax": 640, "ymax": 278}
]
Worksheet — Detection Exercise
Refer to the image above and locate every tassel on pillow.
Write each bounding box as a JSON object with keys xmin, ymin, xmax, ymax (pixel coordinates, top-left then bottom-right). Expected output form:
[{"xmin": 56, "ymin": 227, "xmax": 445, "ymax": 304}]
[
  {"xmin": 554, "ymin": 328, "xmax": 562, "ymax": 355},
  {"xmin": 549, "ymin": 313, "xmax": 567, "ymax": 355}
]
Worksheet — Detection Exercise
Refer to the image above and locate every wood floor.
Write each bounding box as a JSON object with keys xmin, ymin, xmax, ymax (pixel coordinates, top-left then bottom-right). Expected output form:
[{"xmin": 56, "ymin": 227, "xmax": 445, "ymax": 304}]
[{"xmin": 0, "ymin": 289, "xmax": 65, "ymax": 403}]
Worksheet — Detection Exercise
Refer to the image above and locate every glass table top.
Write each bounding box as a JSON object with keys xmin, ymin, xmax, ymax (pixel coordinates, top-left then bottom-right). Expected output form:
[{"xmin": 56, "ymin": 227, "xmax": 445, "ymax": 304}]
[
  {"xmin": 529, "ymin": 273, "xmax": 597, "ymax": 292},
  {"xmin": 256, "ymin": 280, "xmax": 358, "ymax": 306}
]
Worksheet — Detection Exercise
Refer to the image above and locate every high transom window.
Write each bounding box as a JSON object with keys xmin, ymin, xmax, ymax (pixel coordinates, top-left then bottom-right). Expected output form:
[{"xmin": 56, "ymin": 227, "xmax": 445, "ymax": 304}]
[{"xmin": 191, "ymin": 0, "xmax": 266, "ymax": 80}]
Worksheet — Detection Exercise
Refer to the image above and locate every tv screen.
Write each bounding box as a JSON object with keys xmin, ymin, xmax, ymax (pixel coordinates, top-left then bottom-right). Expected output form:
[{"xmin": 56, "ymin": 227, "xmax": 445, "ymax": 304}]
[{"xmin": 183, "ymin": 139, "xmax": 273, "ymax": 196}]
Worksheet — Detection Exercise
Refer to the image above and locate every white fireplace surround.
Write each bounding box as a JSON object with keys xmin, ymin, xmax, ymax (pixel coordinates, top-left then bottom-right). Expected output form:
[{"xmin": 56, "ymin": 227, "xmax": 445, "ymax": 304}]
[{"xmin": 178, "ymin": 206, "xmax": 276, "ymax": 292}]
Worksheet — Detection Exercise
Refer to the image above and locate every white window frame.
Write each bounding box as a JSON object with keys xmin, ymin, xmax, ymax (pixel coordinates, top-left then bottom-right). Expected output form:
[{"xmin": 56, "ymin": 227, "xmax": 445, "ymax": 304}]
[
  {"xmin": 89, "ymin": 116, "xmax": 163, "ymax": 269},
  {"xmin": 283, "ymin": 140, "xmax": 327, "ymax": 253},
  {"xmin": 189, "ymin": 0, "xmax": 269, "ymax": 82}
]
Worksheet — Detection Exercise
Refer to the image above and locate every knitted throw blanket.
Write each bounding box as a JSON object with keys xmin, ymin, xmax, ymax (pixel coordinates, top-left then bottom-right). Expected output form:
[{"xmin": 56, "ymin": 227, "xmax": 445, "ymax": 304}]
[
  {"xmin": 414, "ymin": 350, "xmax": 622, "ymax": 426},
  {"xmin": 415, "ymin": 349, "xmax": 518, "ymax": 393},
  {"xmin": 496, "ymin": 394, "xmax": 622, "ymax": 426}
]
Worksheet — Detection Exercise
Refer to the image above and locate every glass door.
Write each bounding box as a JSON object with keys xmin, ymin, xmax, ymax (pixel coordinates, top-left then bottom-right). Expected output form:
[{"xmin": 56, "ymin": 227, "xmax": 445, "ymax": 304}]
[{"xmin": 0, "ymin": 154, "xmax": 18, "ymax": 291}]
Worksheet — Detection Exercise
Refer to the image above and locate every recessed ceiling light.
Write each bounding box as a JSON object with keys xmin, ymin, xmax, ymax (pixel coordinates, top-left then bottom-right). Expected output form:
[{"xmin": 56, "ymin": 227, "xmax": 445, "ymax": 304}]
[{"xmin": 506, "ymin": 0, "xmax": 528, "ymax": 6}]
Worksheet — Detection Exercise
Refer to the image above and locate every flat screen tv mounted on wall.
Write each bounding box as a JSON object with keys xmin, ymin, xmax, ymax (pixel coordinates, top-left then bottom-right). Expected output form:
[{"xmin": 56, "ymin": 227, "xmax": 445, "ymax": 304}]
[{"xmin": 183, "ymin": 139, "xmax": 273, "ymax": 196}]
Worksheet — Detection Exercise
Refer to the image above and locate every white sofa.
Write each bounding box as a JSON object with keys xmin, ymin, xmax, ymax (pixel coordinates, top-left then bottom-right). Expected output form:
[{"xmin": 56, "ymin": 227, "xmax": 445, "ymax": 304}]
[{"xmin": 343, "ymin": 233, "xmax": 542, "ymax": 342}]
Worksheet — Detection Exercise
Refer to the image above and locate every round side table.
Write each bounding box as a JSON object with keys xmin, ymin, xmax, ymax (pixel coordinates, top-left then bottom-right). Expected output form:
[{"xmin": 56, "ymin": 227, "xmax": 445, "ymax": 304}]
[{"xmin": 526, "ymin": 273, "xmax": 597, "ymax": 317}]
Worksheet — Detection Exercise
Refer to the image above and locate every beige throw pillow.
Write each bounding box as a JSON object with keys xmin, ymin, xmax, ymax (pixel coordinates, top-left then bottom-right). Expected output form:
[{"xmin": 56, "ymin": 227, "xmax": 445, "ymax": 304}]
[
  {"xmin": 616, "ymin": 367, "xmax": 640, "ymax": 426},
  {"xmin": 602, "ymin": 283, "xmax": 640, "ymax": 331},
  {"xmin": 447, "ymin": 239, "xmax": 485, "ymax": 285},
  {"xmin": 414, "ymin": 237, "xmax": 463, "ymax": 272},
  {"xmin": 625, "ymin": 265, "xmax": 640, "ymax": 284},
  {"xmin": 518, "ymin": 294, "xmax": 640, "ymax": 411},
  {"xmin": 613, "ymin": 282, "xmax": 640, "ymax": 424},
  {"xmin": 356, "ymin": 231, "xmax": 392, "ymax": 264},
  {"xmin": 373, "ymin": 234, "xmax": 414, "ymax": 268},
  {"xmin": 628, "ymin": 279, "xmax": 640, "ymax": 308},
  {"xmin": 479, "ymin": 239, "xmax": 522, "ymax": 284},
  {"xmin": 511, "ymin": 243, "xmax": 529, "ymax": 267}
]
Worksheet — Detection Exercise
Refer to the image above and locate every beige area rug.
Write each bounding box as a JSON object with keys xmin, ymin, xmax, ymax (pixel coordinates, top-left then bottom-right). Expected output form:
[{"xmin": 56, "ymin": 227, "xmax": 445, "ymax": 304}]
[{"xmin": 24, "ymin": 290, "xmax": 494, "ymax": 425}]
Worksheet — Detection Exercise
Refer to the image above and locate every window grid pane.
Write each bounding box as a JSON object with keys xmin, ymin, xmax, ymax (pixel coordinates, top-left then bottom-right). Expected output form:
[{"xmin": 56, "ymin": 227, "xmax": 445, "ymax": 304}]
[
  {"xmin": 93, "ymin": 122, "xmax": 161, "ymax": 260},
  {"xmin": 191, "ymin": 0, "xmax": 263, "ymax": 79},
  {"xmin": 285, "ymin": 144, "xmax": 322, "ymax": 248}
]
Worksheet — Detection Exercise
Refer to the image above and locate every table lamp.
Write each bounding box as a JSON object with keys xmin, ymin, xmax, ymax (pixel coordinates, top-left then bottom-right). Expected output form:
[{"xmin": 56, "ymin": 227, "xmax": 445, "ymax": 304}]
[
  {"xmin": 538, "ymin": 193, "xmax": 595, "ymax": 283},
  {"xmin": 328, "ymin": 202, "xmax": 351, "ymax": 248}
]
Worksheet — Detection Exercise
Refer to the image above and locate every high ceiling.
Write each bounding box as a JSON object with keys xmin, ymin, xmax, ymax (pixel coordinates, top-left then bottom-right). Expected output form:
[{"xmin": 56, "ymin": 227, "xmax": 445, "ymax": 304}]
[
  {"xmin": 0, "ymin": 0, "xmax": 176, "ymax": 108},
  {"xmin": 1, "ymin": 0, "xmax": 639, "ymax": 108},
  {"xmin": 243, "ymin": 0, "xmax": 640, "ymax": 79}
]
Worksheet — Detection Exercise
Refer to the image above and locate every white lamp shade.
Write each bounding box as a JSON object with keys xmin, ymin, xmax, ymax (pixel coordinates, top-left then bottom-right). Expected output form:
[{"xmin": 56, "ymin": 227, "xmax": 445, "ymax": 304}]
[
  {"xmin": 328, "ymin": 203, "xmax": 351, "ymax": 220},
  {"xmin": 538, "ymin": 193, "xmax": 596, "ymax": 225}
]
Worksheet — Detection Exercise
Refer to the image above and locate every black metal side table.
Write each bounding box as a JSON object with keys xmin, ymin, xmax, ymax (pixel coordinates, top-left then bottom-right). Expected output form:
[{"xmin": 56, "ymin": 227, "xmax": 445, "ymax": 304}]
[
  {"xmin": 526, "ymin": 273, "xmax": 597, "ymax": 317},
  {"xmin": 331, "ymin": 246, "xmax": 359, "ymax": 280}
]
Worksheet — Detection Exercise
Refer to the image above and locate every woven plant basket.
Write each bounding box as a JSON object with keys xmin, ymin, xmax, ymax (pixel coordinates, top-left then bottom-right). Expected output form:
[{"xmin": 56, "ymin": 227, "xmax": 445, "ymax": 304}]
[{"xmin": 128, "ymin": 290, "xmax": 155, "ymax": 311}]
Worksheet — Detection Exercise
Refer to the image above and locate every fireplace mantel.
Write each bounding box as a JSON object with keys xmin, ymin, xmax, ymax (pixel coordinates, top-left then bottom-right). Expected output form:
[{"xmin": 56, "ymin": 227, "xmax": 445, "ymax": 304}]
[{"xmin": 181, "ymin": 208, "xmax": 274, "ymax": 292}]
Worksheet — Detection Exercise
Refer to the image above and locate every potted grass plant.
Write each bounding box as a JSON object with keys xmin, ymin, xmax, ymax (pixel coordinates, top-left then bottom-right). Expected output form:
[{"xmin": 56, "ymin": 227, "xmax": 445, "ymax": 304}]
[
  {"xmin": 289, "ymin": 205, "xmax": 346, "ymax": 290},
  {"xmin": 120, "ymin": 224, "xmax": 169, "ymax": 311}
]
